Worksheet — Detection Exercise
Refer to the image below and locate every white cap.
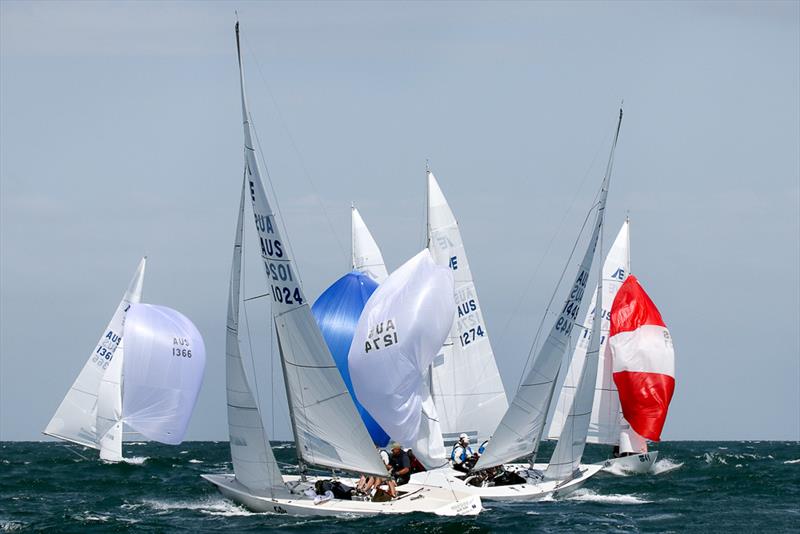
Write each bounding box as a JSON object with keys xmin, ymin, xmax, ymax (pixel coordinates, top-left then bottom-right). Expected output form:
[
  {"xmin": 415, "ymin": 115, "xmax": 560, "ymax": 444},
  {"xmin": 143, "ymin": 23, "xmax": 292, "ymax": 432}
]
[{"xmin": 459, "ymin": 433, "xmax": 469, "ymax": 440}]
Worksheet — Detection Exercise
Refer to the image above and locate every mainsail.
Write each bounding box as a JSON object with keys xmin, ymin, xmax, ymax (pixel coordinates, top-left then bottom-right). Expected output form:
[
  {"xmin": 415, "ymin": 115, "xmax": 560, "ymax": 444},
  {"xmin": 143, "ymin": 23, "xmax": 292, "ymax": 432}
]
[
  {"xmin": 426, "ymin": 171, "xmax": 508, "ymax": 445},
  {"xmin": 352, "ymin": 206, "xmax": 389, "ymax": 283},
  {"xmin": 475, "ymin": 109, "xmax": 623, "ymax": 471},
  {"xmin": 44, "ymin": 257, "xmax": 146, "ymax": 449},
  {"xmin": 547, "ymin": 220, "xmax": 630, "ymax": 444},
  {"xmin": 225, "ymin": 179, "xmax": 285, "ymax": 496},
  {"xmin": 349, "ymin": 250, "xmax": 453, "ymax": 468},
  {"xmin": 235, "ymin": 23, "xmax": 386, "ymax": 477}
]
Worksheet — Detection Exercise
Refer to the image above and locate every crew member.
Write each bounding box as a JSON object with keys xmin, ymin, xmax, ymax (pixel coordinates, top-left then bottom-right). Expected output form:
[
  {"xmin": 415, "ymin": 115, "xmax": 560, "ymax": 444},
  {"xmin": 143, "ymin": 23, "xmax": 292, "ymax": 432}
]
[
  {"xmin": 451, "ymin": 433, "xmax": 477, "ymax": 473},
  {"xmin": 388, "ymin": 442, "xmax": 412, "ymax": 485}
]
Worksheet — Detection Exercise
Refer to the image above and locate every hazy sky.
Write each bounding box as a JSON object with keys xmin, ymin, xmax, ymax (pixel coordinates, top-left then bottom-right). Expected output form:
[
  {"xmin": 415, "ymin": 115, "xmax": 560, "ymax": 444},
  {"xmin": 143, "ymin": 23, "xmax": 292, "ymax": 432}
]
[{"xmin": 1, "ymin": 1, "xmax": 798, "ymax": 442}]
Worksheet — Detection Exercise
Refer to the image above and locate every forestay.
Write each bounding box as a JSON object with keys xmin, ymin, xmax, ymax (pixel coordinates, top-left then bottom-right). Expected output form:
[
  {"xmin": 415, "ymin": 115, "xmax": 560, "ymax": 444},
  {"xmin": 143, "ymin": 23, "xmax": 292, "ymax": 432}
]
[
  {"xmin": 226, "ymin": 181, "xmax": 285, "ymax": 496},
  {"xmin": 349, "ymin": 250, "xmax": 454, "ymax": 467},
  {"xmin": 548, "ymin": 220, "xmax": 630, "ymax": 444},
  {"xmin": 121, "ymin": 303, "xmax": 206, "ymax": 444},
  {"xmin": 235, "ymin": 24, "xmax": 386, "ymax": 477},
  {"xmin": 475, "ymin": 109, "xmax": 622, "ymax": 471},
  {"xmin": 426, "ymin": 171, "xmax": 508, "ymax": 445},
  {"xmin": 352, "ymin": 206, "xmax": 389, "ymax": 283},
  {"xmin": 44, "ymin": 257, "xmax": 146, "ymax": 449}
]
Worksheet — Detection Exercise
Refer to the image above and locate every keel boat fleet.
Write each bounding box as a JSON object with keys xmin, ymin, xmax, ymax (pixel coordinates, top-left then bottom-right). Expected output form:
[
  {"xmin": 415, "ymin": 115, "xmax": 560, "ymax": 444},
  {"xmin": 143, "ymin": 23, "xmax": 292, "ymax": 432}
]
[{"xmin": 44, "ymin": 19, "xmax": 677, "ymax": 518}]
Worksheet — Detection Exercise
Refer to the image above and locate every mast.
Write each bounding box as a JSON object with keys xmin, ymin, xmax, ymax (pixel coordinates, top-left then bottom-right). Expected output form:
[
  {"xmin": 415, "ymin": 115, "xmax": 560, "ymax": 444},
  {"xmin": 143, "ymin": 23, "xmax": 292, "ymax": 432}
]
[
  {"xmin": 474, "ymin": 107, "xmax": 623, "ymax": 472},
  {"xmin": 535, "ymin": 106, "xmax": 623, "ymax": 454}
]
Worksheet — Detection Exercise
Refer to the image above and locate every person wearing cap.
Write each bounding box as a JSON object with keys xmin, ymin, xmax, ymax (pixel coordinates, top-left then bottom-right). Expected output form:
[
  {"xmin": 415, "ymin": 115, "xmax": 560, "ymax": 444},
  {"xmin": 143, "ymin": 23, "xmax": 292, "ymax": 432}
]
[
  {"xmin": 388, "ymin": 442, "xmax": 412, "ymax": 485},
  {"xmin": 450, "ymin": 433, "xmax": 477, "ymax": 473}
]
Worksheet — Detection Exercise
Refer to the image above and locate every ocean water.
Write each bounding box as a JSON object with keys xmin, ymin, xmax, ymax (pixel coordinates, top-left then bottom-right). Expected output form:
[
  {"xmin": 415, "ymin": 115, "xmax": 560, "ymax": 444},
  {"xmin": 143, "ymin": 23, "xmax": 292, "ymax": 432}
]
[{"xmin": 1, "ymin": 441, "xmax": 798, "ymax": 533}]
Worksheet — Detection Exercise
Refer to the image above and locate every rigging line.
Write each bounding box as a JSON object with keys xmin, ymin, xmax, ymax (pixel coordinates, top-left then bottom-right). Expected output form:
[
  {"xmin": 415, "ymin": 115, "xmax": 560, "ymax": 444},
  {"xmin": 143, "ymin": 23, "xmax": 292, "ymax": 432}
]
[
  {"xmin": 62, "ymin": 445, "xmax": 92, "ymax": 461},
  {"xmin": 515, "ymin": 194, "xmax": 600, "ymax": 393},
  {"xmin": 241, "ymin": 35, "xmax": 348, "ymax": 267},
  {"xmin": 498, "ymin": 129, "xmax": 612, "ymax": 343}
]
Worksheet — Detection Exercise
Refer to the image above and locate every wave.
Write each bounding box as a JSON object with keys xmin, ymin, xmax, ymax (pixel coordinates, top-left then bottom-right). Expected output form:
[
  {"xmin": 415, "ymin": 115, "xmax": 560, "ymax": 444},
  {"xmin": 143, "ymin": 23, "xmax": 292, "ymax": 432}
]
[
  {"xmin": 651, "ymin": 458, "xmax": 684, "ymax": 475},
  {"xmin": 565, "ymin": 489, "xmax": 651, "ymax": 505},
  {"xmin": 784, "ymin": 459, "xmax": 800, "ymax": 464},
  {"xmin": 188, "ymin": 459, "xmax": 203, "ymax": 464}
]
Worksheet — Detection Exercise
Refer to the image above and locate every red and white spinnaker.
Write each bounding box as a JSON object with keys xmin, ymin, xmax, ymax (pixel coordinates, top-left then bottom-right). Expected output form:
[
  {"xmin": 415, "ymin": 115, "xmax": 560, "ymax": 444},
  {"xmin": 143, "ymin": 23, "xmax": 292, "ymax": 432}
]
[{"xmin": 608, "ymin": 275, "xmax": 675, "ymax": 441}]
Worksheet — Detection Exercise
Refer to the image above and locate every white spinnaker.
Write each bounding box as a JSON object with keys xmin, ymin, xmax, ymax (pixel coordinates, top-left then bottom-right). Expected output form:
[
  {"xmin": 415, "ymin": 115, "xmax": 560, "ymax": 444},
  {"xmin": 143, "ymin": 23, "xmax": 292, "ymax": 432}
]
[
  {"xmin": 352, "ymin": 206, "xmax": 389, "ymax": 283},
  {"xmin": 97, "ymin": 340, "xmax": 124, "ymax": 462},
  {"xmin": 121, "ymin": 303, "xmax": 206, "ymax": 445},
  {"xmin": 426, "ymin": 172, "xmax": 508, "ymax": 445},
  {"xmin": 236, "ymin": 27, "xmax": 387, "ymax": 477},
  {"xmin": 349, "ymin": 250, "xmax": 453, "ymax": 468},
  {"xmin": 226, "ymin": 179, "xmax": 285, "ymax": 496},
  {"xmin": 475, "ymin": 109, "xmax": 622, "ymax": 471},
  {"xmin": 44, "ymin": 257, "xmax": 146, "ymax": 449},
  {"xmin": 547, "ymin": 220, "xmax": 629, "ymax": 444}
]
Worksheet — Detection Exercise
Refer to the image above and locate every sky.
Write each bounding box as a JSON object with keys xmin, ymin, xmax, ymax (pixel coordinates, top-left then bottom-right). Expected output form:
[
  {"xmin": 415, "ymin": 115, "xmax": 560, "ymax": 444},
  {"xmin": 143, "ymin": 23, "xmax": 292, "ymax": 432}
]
[{"xmin": 1, "ymin": 1, "xmax": 798, "ymax": 442}]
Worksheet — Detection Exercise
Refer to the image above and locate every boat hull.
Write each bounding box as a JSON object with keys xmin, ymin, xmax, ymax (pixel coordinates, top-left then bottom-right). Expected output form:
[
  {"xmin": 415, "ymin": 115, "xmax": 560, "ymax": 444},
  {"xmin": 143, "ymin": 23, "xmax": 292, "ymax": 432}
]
[
  {"xmin": 409, "ymin": 462, "xmax": 603, "ymax": 502},
  {"xmin": 602, "ymin": 451, "xmax": 658, "ymax": 474},
  {"xmin": 201, "ymin": 473, "xmax": 482, "ymax": 516}
]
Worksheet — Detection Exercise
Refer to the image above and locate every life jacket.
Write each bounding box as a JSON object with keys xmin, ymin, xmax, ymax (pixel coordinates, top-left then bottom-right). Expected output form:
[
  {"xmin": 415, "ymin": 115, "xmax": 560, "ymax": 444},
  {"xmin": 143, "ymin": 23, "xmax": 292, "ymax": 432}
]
[
  {"xmin": 450, "ymin": 443, "xmax": 474, "ymax": 463},
  {"xmin": 478, "ymin": 440, "xmax": 489, "ymax": 455}
]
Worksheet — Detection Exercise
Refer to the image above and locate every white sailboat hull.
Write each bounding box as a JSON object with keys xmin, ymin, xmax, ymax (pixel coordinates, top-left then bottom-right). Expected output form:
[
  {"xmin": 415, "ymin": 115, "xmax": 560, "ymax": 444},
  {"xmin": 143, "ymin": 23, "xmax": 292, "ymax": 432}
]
[
  {"xmin": 202, "ymin": 474, "xmax": 482, "ymax": 516},
  {"xmin": 409, "ymin": 462, "xmax": 603, "ymax": 502},
  {"xmin": 602, "ymin": 451, "xmax": 658, "ymax": 474}
]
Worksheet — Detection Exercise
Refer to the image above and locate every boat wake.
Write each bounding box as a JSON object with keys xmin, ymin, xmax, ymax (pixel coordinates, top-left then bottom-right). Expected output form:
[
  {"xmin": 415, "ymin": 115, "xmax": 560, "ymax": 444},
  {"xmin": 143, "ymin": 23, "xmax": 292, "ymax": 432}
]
[
  {"xmin": 141, "ymin": 497, "xmax": 259, "ymax": 517},
  {"xmin": 651, "ymin": 458, "xmax": 683, "ymax": 475},
  {"xmin": 565, "ymin": 489, "xmax": 651, "ymax": 505}
]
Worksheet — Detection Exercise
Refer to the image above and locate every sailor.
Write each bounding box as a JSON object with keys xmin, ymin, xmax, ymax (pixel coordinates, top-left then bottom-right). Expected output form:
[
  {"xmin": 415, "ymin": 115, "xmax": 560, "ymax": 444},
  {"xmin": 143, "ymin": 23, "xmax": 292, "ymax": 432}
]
[
  {"xmin": 388, "ymin": 442, "xmax": 412, "ymax": 485},
  {"xmin": 451, "ymin": 433, "xmax": 477, "ymax": 473}
]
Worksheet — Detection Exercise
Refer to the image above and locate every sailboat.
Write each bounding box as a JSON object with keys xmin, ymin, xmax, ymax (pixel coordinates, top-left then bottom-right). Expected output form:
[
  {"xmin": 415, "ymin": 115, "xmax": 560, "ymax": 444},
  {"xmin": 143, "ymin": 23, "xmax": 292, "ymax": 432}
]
[
  {"xmin": 408, "ymin": 109, "xmax": 625, "ymax": 500},
  {"xmin": 44, "ymin": 257, "xmax": 207, "ymax": 461},
  {"xmin": 200, "ymin": 22, "xmax": 481, "ymax": 517},
  {"xmin": 350, "ymin": 171, "xmax": 509, "ymax": 448},
  {"xmin": 547, "ymin": 218, "xmax": 657, "ymax": 474}
]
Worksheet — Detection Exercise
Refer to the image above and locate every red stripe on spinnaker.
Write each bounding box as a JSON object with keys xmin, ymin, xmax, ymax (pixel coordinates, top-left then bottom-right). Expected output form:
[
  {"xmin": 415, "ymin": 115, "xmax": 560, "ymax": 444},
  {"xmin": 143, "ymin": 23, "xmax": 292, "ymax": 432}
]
[
  {"xmin": 613, "ymin": 371, "xmax": 675, "ymax": 441},
  {"xmin": 609, "ymin": 275, "xmax": 666, "ymax": 337}
]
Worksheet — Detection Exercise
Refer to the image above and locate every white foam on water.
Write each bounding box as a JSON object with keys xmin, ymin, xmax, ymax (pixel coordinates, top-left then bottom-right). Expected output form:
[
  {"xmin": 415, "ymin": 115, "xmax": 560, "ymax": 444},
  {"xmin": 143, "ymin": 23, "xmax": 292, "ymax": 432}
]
[
  {"xmin": 651, "ymin": 458, "xmax": 684, "ymax": 475},
  {"xmin": 188, "ymin": 459, "xmax": 203, "ymax": 464},
  {"xmin": 602, "ymin": 462, "xmax": 633, "ymax": 477},
  {"xmin": 180, "ymin": 450, "xmax": 189, "ymax": 454},
  {"xmin": 735, "ymin": 464, "xmax": 743, "ymax": 468},
  {"xmin": 784, "ymin": 459, "xmax": 800, "ymax": 464},
  {"xmin": 121, "ymin": 456, "xmax": 148, "ymax": 465},
  {"xmin": 566, "ymin": 489, "xmax": 651, "ymax": 505},
  {"xmin": 640, "ymin": 513, "xmax": 682, "ymax": 522},
  {"xmin": 72, "ymin": 513, "xmax": 111, "ymax": 523},
  {"xmin": 703, "ymin": 452, "xmax": 727, "ymax": 465},
  {"xmin": 142, "ymin": 497, "xmax": 259, "ymax": 516},
  {"xmin": 1, "ymin": 520, "xmax": 26, "ymax": 532}
]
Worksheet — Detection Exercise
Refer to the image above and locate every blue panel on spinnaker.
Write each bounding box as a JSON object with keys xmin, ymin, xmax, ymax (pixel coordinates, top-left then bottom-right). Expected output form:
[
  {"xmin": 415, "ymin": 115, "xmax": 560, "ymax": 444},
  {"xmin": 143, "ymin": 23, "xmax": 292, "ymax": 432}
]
[{"xmin": 312, "ymin": 271, "xmax": 390, "ymax": 447}]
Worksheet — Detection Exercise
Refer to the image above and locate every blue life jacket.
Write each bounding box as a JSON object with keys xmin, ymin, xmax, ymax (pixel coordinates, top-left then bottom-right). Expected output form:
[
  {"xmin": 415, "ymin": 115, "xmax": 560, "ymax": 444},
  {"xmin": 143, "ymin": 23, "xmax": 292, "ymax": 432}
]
[{"xmin": 450, "ymin": 443, "xmax": 474, "ymax": 463}]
